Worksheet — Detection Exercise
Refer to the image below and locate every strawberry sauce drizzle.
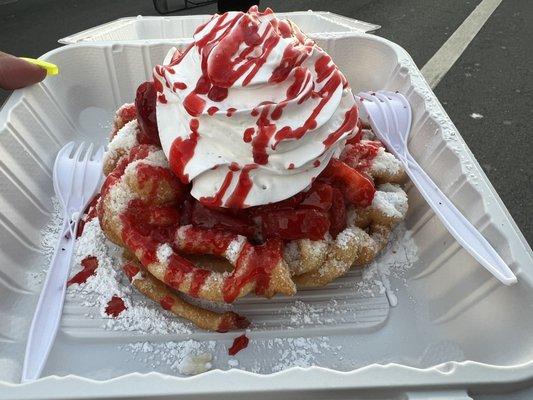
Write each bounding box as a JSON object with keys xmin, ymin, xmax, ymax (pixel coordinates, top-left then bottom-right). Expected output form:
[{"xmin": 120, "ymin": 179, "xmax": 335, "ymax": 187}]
[
  {"xmin": 222, "ymin": 239, "xmax": 282, "ymax": 302},
  {"xmin": 169, "ymin": 119, "xmax": 200, "ymax": 183},
  {"xmin": 199, "ymin": 170, "xmax": 234, "ymax": 207},
  {"xmin": 225, "ymin": 164, "xmax": 257, "ymax": 209},
  {"xmin": 323, "ymin": 106, "xmax": 358, "ymax": 148},
  {"xmin": 67, "ymin": 256, "xmax": 98, "ymax": 286}
]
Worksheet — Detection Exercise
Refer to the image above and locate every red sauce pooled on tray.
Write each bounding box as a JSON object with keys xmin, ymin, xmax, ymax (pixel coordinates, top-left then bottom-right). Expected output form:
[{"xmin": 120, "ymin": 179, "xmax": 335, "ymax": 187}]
[
  {"xmin": 228, "ymin": 334, "xmax": 249, "ymax": 356},
  {"xmin": 105, "ymin": 295, "xmax": 127, "ymax": 318},
  {"xmin": 67, "ymin": 256, "xmax": 99, "ymax": 286}
]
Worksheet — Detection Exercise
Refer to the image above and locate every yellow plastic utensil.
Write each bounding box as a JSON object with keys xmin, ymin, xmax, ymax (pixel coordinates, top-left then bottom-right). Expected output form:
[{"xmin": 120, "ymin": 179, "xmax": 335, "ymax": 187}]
[{"xmin": 19, "ymin": 57, "xmax": 59, "ymax": 76}]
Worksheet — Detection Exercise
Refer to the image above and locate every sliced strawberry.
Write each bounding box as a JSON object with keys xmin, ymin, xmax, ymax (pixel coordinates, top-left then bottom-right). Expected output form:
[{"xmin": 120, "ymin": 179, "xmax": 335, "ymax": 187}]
[
  {"xmin": 179, "ymin": 195, "xmax": 195, "ymax": 226},
  {"xmin": 321, "ymin": 158, "xmax": 375, "ymax": 207},
  {"xmin": 135, "ymin": 81, "xmax": 160, "ymax": 146},
  {"xmin": 329, "ymin": 187, "xmax": 346, "ymax": 237},
  {"xmin": 191, "ymin": 202, "xmax": 256, "ymax": 238},
  {"xmin": 300, "ymin": 181, "xmax": 333, "ymax": 212},
  {"xmin": 259, "ymin": 208, "xmax": 330, "ymax": 241},
  {"xmin": 248, "ymin": 190, "xmax": 306, "ymax": 215},
  {"xmin": 340, "ymin": 141, "xmax": 383, "ymax": 172}
]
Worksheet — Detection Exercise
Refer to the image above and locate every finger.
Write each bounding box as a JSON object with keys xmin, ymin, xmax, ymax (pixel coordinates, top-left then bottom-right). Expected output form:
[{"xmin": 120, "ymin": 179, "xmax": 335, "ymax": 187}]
[{"xmin": 0, "ymin": 52, "xmax": 47, "ymax": 90}]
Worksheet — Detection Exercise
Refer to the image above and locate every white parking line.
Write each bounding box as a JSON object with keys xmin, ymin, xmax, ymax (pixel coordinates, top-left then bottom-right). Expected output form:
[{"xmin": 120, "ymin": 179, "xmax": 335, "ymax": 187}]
[{"xmin": 421, "ymin": 0, "xmax": 503, "ymax": 89}]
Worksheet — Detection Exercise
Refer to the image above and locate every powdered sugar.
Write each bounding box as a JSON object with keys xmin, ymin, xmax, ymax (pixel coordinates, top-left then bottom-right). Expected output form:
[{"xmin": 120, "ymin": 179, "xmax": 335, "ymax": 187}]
[
  {"xmin": 335, "ymin": 228, "xmax": 358, "ymax": 248},
  {"xmin": 122, "ymin": 340, "xmax": 215, "ymax": 375},
  {"xmin": 224, "ymin": 235, "xmax": 246, "ymax": 263},
  {"xmin": 372, "ymin": 183, "xmax": 408, "ymax": 219},
  {"xmin": 355, "ymin": 224, "xmax": 418, "ymax": 305},
  {"xmin": 105, "ymin": 303, "xmax": 192, "ymax": 334},
  {"xmin": 262, "ymin": 336, "xmax": 333, "ymax": 372},
  {"xmin": 283, "ymin": 240, "xmax": 299, "ymax": 264},
  {"xmin": 228, "ymin": 358, "xmax": 239, "ymax": 367},
  {"xmin": 67, "ymin": 219, "xmax": 192, "ymax": 336},
  {"xmin": 66, "ymin": 216, "xmax": 200, "ymax": 367},
  {"xmin": 40, "ymin": 197, "xmax": 64, "ymax": 260},
  {"xmin": 131, "ymin": 270, "xmax": 143, "ymax": 282},
  {"xmin": 369, "ymin": 147, "xmax": 403, "ymax": 176},
  {"xmin": 105, "ymin": 119, "xmax": 139, "ymax": 162},
  {"xmin": 157, "ymin": 243, "xmax": 173, "ymax": 264},
  {"xmin": 124, "ymin": 149, "xmax": 168, "ymax": 173},
  {"xmin": 106, "ymin": 178, "xmax": 135, "ymax": 215},
  {"xmin": 278, "ymin": 223, "xmax": 417, "ymax": 334},
  {"xmin": 281, "ymin": 299, "xmax": 343, "ymax": 326}
]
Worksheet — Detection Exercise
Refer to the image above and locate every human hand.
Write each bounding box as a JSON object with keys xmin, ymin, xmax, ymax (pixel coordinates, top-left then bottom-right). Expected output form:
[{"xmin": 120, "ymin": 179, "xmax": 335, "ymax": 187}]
[{"xmin": 0, "ymin": 51, "xmax": 47, "ymax": 90}]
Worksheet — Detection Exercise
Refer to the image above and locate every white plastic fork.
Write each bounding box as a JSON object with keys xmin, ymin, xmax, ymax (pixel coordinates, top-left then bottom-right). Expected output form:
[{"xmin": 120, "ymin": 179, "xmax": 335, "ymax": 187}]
[
  {"xmin": 356, "ymin": 90, "xmax": 516, "ymax": 286},
  {"xmin": 22, "ymin": 142, "xmax": 104, "ymax": 382}
]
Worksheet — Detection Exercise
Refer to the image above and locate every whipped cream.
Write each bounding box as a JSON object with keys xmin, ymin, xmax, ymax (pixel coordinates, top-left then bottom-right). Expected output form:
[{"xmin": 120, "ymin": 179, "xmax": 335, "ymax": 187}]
[{"xmin": 154, "ymin": 6, "xmax": 358, "ymax": 208}]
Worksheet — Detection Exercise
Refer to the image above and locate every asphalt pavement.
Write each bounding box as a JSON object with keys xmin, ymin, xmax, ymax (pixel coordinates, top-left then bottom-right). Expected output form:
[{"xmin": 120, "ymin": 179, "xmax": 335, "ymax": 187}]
[{"xmin": 0, "ymin": 0, "xmax": 531, "ymax": 244}]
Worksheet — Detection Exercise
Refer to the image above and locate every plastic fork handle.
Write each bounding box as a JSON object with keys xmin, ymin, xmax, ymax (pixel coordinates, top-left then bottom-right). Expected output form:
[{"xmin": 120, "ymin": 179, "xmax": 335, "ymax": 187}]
[
  {"xmin": 21, "ymin": 218, "xmax": 77, "ymax": 382},
  {"xmin": 404, "ymin": 154, "xmax": 516, "ymax": 285}
]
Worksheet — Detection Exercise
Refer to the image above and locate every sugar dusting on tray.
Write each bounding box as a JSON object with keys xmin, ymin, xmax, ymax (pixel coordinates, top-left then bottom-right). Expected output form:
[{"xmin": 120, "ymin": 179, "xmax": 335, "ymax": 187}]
[
  {"xmin": 36, "ymin": 196, "xmax": 417, "ymax": 376},
  {"xmin": 256, "ymin": 336, "xmax": 337, "ymax": 373},
  {"xmin": 120, "ymin": 340, "xmax": 216, "ymax": 375},
  {"xmin": 355, "ymin": 224, "xmax": 418, "ymax": 305}
]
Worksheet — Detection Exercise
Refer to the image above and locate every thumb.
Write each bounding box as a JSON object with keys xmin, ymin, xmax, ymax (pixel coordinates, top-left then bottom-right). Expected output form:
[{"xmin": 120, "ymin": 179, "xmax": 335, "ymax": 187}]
[{"xmin": 0, "ymin": 51, "xmax": 47, "ymax": 90}]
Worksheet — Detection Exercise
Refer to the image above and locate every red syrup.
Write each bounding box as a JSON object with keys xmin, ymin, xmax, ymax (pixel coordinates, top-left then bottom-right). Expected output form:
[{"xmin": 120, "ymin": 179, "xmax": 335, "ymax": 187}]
[
  {"xmin": 105, "ymin": 295, "xmax": 126, "ymax": 318},
  {"xmin": 228, "ymin": 334, "xmax": 249, "ymax": 356},
  {"xmin": 67, "ymin": 256, "xmax": 98, "ymax": 286}
]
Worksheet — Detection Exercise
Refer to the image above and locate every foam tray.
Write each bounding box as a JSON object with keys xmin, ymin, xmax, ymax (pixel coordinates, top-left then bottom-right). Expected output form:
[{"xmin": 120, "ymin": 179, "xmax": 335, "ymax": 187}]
[{"xmin": 1, "ymin": 29, "xmax": 532, "ymax": 399}]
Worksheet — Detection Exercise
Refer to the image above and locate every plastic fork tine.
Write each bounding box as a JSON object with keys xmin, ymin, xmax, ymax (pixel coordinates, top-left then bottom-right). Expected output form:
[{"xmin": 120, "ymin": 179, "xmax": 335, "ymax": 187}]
[
  {"xmin": 92, "ymin": 145, "xmax": 105, "ymax": 162},
  {"xmin": 360, "ymin": 92, "xmax": 390, "ymax": 140},
  {"xmin": 56, "ymin": 141, "xmax": 75, "ymax": 161},
  {"xmin": 72, "ymin": 142, "xmax": 85, "ymax": 161},
  {"xmin": 64, "ymin": 142, "xmax": 85, "ymax": 208},
  {"xmin": 76, "ymin": 143, "xmax": 94, "ymax": 199},
  {"xmin": 53, "ymin": 142, "xmax": 76, "ymax": 205},
  {"xmin": 83, "ymin": 143, "xmax": 94, "ymax": 163},
  {"xmin": 377, "ymin": 92, "xmax": 403, "ymax": 146}
]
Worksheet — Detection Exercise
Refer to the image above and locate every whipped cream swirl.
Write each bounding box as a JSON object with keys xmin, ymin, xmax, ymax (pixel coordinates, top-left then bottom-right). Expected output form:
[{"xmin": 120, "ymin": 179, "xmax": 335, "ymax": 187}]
[{"xmin": 154, "ymin": 6, "xmax": 358, "ymax": 208}]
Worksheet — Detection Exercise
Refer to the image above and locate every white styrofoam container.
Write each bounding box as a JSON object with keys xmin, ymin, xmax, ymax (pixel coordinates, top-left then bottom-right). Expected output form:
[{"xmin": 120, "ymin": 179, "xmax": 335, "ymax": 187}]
[
  {"xmin": 57, "ymin": 11, "xmax": 380, "ymax": 44},
  {"xmin": 1, "ymin": 30, "xmax": 532, "ymax": 399}
]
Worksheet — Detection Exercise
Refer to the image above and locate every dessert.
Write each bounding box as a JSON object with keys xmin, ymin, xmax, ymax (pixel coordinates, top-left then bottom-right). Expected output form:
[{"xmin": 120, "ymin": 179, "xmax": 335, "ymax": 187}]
[{"xmin": 88, "ymin": 7, "xmax": 408, "ymax": 332}]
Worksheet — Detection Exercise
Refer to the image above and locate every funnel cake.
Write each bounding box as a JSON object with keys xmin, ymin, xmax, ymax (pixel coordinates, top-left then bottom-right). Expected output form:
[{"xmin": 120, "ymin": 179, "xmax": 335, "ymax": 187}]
[
  {"xmin": 98, "ymin": 112, "xmax": 407, "ymax": 332},
  {"xmin": 95, "ymin": 7, "xmax": 408, "ymax": 331}
]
